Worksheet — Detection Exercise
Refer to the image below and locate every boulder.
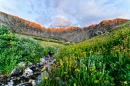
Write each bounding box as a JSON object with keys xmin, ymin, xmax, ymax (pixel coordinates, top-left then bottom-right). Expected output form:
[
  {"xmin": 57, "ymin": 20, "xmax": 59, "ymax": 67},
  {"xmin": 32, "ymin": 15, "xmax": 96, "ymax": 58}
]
[
  {"xmin": 22, "ymin": 68, "xmax": 33, "ymax": 78},
  {"xmin": 8, "ymin": 68, "xmax": 22, "ymax": 78}
]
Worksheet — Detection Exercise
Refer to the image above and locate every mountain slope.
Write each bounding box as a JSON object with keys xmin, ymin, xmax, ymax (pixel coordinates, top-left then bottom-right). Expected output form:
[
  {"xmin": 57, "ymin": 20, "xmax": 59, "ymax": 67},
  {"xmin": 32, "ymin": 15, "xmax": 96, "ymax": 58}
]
[
  {"xmin": 0, "ymin": 11, "xmax": 129, "ymax": 42},
  {"xmin": 47, "ymin": 21, "xmax": 130, "ymax": 86}
]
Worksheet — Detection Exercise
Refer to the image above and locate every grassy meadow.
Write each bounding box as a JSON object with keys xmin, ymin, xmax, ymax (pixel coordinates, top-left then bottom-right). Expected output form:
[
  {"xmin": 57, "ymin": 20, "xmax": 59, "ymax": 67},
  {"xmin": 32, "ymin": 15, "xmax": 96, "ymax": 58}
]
[
  {"xmin": 42, "ymin": 22, "xmax": 130, "ymax": 86},
  {"xmin": 0, "ymin": 25, "xmax": 57, "ymax": 74},
  {"xmin": 0, "ymin": 21, "xmax": 130, "ymax": 86}
]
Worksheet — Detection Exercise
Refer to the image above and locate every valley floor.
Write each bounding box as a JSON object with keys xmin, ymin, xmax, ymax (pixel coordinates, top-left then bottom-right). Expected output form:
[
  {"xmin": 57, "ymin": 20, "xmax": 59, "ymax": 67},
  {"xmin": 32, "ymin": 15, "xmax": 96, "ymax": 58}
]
[{"xmin": 0, "ymin": 22, "xmax": 130, "ymax": 86}]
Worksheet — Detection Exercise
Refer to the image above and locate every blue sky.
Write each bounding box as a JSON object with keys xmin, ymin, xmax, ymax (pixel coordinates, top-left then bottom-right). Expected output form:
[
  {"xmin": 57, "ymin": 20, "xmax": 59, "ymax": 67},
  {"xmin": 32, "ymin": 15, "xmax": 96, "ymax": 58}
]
[{"xmin": 0, "ymin": 0, "xmax": 130, "ymax": 27}]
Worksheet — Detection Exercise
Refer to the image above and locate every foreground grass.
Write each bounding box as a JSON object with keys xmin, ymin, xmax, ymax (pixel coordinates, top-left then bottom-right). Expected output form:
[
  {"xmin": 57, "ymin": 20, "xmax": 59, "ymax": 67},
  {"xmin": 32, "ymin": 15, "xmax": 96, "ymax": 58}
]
[
  {"xmin": 0, "ymin": 25, "xmax": 57, "ymax": 74},
  {"xmin": 43, "ymin": 22, "xmax": 130, "ymax": 85}
]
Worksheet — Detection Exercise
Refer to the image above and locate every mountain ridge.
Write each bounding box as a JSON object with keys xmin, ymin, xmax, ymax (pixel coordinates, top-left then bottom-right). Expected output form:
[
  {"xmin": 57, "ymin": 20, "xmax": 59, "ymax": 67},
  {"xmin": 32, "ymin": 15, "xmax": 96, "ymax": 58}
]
[{"xmin": 0, "ymin": 11, "xmax": 129, "ymax": 42}]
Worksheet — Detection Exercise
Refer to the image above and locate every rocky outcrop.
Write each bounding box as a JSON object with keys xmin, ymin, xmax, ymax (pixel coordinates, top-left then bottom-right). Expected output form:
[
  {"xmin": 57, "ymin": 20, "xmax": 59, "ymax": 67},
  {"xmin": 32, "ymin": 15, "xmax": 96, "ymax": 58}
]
[
  {"xmin": 0, "ymin": 11, "xmax": 129, "ymax": 42},
  {"xmin": 0, "ymin": 54, "xmax": 56, "ymax": 86}
]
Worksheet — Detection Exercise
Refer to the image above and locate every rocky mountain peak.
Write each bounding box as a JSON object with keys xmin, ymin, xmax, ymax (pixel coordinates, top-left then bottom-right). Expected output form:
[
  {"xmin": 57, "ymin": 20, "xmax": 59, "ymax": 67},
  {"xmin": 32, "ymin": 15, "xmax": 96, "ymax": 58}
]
[
  {"xmin": 89, "ymin": 24, "xmax": 97, "ymax": 28},
  {"xmin": 0, "ymin": 11, "xmax": 129, "ymax": 42},
  {"xmin": 99, "ymin": 18, "xmax": 128, "ymax": 26}
]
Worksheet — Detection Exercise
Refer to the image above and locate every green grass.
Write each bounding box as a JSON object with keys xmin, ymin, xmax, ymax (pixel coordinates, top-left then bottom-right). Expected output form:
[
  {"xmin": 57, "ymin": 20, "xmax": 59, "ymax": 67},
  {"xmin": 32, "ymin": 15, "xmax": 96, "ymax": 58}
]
[
  {"xmin": 39, "ymin": 40, "xmax": 64, "ymax": 48},
  {"xmin": 16, "ymin": 33, "xmax": 70, "ymax": 45},
  {"xmin": 0, "ymin": 25, "xmax": 57, "ymax": 74},
  {"xmin": 0, "ymin": 22, "xmax": 130, "ymax": 85},
  {"xmin": 42, "ymin": 22, "xmax": 130, "ymax": 86},
  {"xmin": 33, "ymin": 36, "xmax": 69, "ymax": 45},
  {"xmin": 15, "ymin": 33, "xmax": 68, "ymax": 48}
]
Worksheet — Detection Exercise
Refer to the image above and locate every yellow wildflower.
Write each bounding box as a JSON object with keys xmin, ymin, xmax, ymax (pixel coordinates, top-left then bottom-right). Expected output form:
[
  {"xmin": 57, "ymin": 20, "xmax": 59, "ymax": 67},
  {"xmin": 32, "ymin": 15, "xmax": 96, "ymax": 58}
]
[
  {"xmin": 124, "ymin": 81, "xmax": 127, "ymax": 85},
  {"xmin": 70, "ymin": 61, "xmax": 73, "ymax": 65},
  {"xmin": 64, "ymin": 57, "xmax": 68, "ymax": 61},
  {"xmin": 81, "ymin": 64, "xmax": 85, "ymax": 68},
  {"xmin": 41, "ymin": 66, "xmax": 46, "ymax": 71},
  {"xmin": 45, "ymin": 77, "xmax": 48, "ymax": 79},
  {"xmin": 64, "ymin": 72, "xmax": 67, "ymax": 75},
  {"xmin": 59, "ymin": 59, "xmax": 63, "ymax": 66},
  {"xmin": 75, "ymin": 68, "xmax": 80, "ymax": 72}
]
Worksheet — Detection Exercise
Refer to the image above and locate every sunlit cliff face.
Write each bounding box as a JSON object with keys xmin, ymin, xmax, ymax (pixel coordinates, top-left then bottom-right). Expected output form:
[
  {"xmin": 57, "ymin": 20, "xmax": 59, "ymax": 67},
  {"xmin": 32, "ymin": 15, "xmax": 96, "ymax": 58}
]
[{"xmin": 0, "ymin": 11, "xmax": 128, "ymax": 42}]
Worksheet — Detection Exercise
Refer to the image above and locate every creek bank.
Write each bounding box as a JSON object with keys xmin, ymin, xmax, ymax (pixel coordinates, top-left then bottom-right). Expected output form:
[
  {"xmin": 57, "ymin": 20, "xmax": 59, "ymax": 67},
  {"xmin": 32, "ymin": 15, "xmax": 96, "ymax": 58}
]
[{"xmin": 0, "ymin": 54, "xmax": 56, "ymax": 86}]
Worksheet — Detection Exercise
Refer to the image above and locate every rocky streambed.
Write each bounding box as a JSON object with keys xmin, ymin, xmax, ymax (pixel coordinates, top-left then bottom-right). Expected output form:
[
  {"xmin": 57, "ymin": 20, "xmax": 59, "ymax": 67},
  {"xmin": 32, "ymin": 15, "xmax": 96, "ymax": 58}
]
[{"xmin": 0, "ymin": 54, "xmax": 56, "ymax": 86}]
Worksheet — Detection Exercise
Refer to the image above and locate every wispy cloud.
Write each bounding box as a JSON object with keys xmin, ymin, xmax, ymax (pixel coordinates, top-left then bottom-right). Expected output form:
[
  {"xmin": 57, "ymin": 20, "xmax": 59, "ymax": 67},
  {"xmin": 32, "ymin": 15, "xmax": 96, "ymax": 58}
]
[
  {"xmin": 51, "ymin": 15, "xmax": 71, "ymax": 27},
  {"xmin": 0, "ymin": 0, "xmax": 130, "ymax": 27}
]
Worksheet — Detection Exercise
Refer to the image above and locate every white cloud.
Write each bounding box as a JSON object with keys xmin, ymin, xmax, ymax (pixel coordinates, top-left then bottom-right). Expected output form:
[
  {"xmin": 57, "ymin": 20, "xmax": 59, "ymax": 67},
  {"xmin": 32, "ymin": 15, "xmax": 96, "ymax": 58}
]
[
  {"xmin": 51, "ymin": 15, "xmax": 71, "ymax": 27},
  {"xmin": 0, "ymin": 0, "xmax": 130, "ymax": 27}
]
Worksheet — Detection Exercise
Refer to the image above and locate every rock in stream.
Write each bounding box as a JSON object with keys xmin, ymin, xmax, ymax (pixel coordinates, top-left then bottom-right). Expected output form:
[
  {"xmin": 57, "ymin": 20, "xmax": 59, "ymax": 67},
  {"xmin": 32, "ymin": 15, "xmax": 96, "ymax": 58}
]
[{"xmin": 0, "ymin": 54, "xmax": 56, "ymax": 86}]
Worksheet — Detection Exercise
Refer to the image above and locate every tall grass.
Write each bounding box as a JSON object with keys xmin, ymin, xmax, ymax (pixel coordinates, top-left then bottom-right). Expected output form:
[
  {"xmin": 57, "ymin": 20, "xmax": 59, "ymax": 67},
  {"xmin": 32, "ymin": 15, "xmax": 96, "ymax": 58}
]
[
  {"xmin": 43, "ymin": 22, "xmax": 130, "ymax": 85},
  {"xmin": 0, "ymin": 25, "xmax": 57, "ymax": 74}
]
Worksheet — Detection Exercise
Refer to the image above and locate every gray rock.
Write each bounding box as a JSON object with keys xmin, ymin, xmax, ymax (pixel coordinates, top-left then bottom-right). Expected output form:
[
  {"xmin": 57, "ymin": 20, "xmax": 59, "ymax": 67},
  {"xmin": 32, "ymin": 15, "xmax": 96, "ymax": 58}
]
[
  {"xmin": 39, "ymin": 62, "xmax": 44, "ymax": 66},
  {"xmin": 0, "ymin": 53, "xmax": 57, "ymax": 86},
  {"xmin": 16, "ymin": 82, "xmax": 31, "ymax": 86},
  {"xmin": 55, "ymin": 77, "xmax": 61, "ymax": 82},
  {"xmin": 7, "ymin": 80, "xmax": 14, "ymax": 86},
  {"xmin": 18, "ymin": 62, "xmax": 26, "ymax": 67},
  {"xmin": 35, "ymin": 71, "xmax": 49, "ymax": 84},
  {"xmin": 29, "ymin": 65, "xmax": 40, "ymax": 72},
  {"xmin": 0, "ymin": 83, "xmax": 5, "ymax": 86},
  {"xmin": 49, "ymin": 59, "xmax": 56, "ymax": 64},
  {"xmin": 16, "ymin": 77, "xmax": 21, "ymax": 81},
  {"xmin": 52, "ymin": 59, "xmax": 56, "ymax": 62},
  {"xmin": 22, "ymin": 67, "xmax": 33, "ymax": 78},
  {"xmin": 40, "ymin": 58, "xmax": 46, "ymax": 63},
  {"xmin": 0, "ymin": 75, "xmax": 7, "ymax": 82},
  {"xmin": 46, "ymin": 55, "xmax": 51, "ymax": 58},
  {"xmin": 8, "ymin": 68, "xmax": 22, "ymax": 78},
  {"xmin": 29, "ymin": 79, "xmax": 36, "ymax": 86}
]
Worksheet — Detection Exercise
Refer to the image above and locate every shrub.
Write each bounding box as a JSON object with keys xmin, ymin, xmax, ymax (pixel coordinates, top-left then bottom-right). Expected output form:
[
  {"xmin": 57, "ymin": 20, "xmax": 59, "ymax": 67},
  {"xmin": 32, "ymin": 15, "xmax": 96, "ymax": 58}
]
[{"xmin": 0, "ymin": 25, "xmax": 56, "ymax": 74}]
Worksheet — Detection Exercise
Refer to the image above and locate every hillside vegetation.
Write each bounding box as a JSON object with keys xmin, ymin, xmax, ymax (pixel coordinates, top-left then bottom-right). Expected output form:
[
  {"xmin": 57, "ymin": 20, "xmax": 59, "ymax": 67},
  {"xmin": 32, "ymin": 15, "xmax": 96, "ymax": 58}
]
[
  {"xmin": 0, "ymin": 21, "xmax": 130, "ymax": 85},
  {"xmin": 0, "ymin": 25, "xmax": 57, "ymax": 74},
  {"xmin": 15, "ymin": 34, "xmax": 67, "ymax": 48},
  {"xmin": 44, "ymin": 22, "xmax": 130, "ymax": 85}
]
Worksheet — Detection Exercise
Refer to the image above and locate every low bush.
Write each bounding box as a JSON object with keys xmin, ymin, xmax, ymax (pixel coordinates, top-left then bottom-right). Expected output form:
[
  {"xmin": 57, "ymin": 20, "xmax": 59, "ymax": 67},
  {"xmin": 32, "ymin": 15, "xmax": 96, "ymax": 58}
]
[{"xmin": 0, "ymin": 25, "xmax": 57, "ymax": 74}]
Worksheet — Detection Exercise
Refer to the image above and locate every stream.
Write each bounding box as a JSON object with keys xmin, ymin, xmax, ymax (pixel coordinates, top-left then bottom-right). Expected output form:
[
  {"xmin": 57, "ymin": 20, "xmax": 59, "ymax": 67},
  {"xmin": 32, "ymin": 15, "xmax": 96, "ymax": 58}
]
[{"xmin": 0, "ymin": 54, "xmax": 56, "ymax": 86}]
